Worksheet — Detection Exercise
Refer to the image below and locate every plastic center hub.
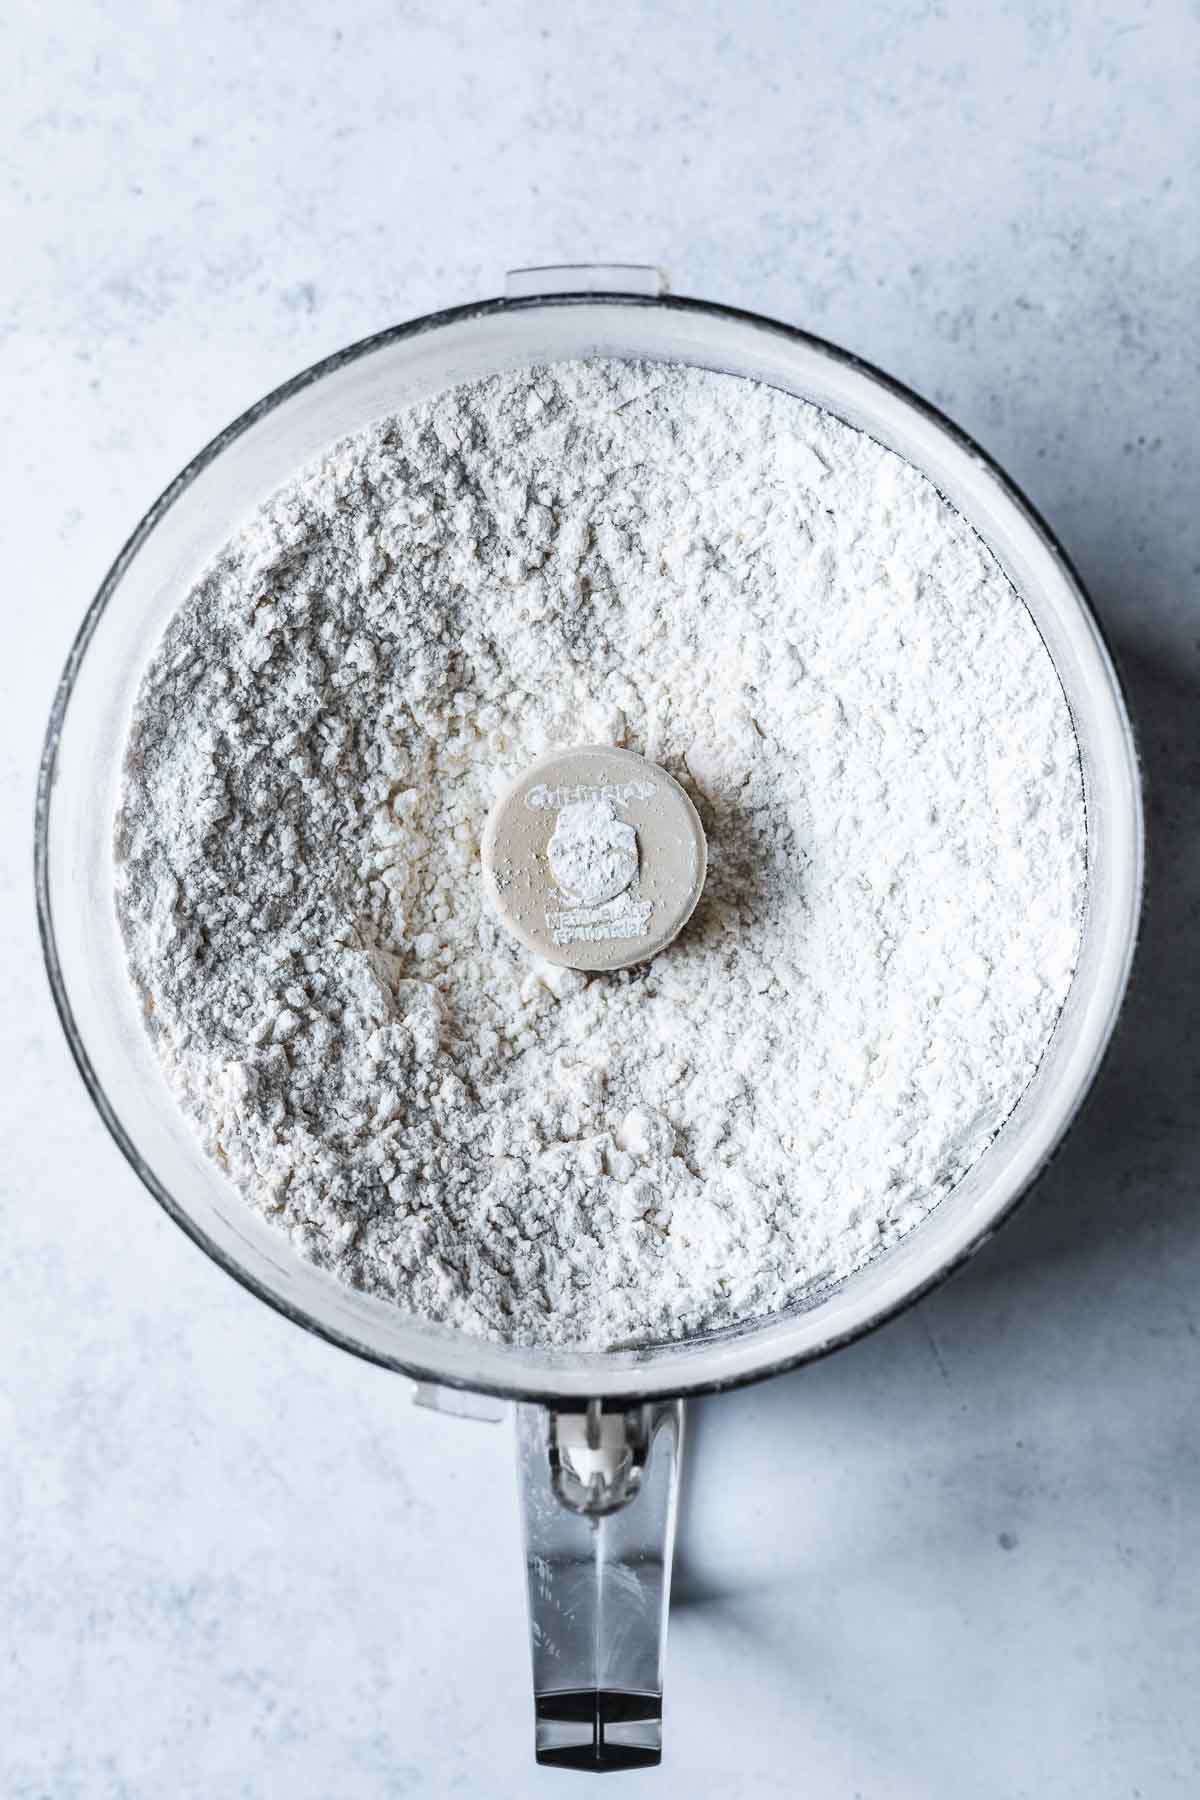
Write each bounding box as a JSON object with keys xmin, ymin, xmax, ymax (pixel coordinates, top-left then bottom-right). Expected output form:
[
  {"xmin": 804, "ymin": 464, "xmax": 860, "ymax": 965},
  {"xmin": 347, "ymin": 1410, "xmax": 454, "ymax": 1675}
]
[{"xmin": 481, "ymin": 746, "xmax": 708, "ymax": 972}]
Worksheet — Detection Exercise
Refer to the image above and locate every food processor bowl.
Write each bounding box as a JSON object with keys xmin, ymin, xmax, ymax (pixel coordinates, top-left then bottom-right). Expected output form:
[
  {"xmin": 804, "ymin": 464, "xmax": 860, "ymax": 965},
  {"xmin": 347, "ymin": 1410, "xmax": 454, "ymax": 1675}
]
[{"xmin": 36, "ymin": 266, "xmax": 1142, "ymax": 1769}]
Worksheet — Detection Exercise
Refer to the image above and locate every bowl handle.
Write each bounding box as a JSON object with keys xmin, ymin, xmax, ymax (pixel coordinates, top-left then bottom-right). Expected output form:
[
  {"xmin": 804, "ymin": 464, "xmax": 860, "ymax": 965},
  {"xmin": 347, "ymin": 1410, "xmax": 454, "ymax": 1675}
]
[{"xmin": 515, "ymin": 1399, "xmax": 685, "ymax": 1772}]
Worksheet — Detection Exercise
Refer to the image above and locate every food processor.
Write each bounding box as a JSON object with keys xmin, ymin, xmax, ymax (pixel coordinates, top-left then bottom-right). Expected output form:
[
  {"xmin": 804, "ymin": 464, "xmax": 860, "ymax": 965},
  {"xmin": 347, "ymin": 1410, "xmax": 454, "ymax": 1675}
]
[{"xmin": 36, "ymin": 265, "xmax": 1143, "ymax": 1771}]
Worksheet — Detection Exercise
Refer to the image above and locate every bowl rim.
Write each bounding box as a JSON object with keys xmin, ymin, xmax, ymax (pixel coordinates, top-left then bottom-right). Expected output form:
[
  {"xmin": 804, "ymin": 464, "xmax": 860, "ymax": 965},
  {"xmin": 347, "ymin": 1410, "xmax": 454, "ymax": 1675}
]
[{"xmin": 34, "ymin": 287, "xmax": 1145, "ymax": 1404}]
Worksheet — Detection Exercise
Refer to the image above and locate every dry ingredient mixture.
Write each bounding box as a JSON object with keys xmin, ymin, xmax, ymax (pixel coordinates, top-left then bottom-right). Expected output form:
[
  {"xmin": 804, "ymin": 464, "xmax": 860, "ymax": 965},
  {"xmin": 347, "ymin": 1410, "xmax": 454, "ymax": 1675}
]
[{"xmin": 115, "ymin": 359, "xmax": 1086, "ymax": 1348}]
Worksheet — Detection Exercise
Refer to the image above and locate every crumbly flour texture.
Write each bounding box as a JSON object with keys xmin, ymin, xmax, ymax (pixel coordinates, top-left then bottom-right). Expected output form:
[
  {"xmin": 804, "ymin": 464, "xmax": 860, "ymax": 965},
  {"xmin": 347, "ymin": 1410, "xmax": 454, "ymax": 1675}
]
[{"xmin": 115, "ymin": 359, "xmax": 1085, "ymax": 1348}]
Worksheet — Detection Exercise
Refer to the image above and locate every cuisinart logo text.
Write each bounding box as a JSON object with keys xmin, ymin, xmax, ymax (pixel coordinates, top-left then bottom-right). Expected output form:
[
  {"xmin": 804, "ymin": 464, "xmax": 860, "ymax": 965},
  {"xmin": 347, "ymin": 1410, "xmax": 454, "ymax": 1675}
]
[{"xmin": 525, "ymin": 778, "xmax": 658, "ymax": 812}]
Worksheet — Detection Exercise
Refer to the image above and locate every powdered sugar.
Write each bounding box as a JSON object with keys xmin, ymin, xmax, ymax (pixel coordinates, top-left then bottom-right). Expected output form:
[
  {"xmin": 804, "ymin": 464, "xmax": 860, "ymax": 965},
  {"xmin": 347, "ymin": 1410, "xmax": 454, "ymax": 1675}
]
[{"xmin": 114, "ymin": 358, "xmax": 1085, "ymax": 1348}]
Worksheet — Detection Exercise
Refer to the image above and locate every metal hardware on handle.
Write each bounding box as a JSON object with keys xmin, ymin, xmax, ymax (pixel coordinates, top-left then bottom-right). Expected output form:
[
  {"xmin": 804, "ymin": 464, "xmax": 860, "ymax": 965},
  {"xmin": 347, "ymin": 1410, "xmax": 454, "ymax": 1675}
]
[
  {"xmin": 516, "ymin": 1399, "xmax": 684, "ymax": 1772},
  {"xmin": 505, "ymin": 264, "xmax": 669, "ymax": 299},
  {"xmin": 549, "ymin": 1398, "xmax": 652, "ymax": 1516}
]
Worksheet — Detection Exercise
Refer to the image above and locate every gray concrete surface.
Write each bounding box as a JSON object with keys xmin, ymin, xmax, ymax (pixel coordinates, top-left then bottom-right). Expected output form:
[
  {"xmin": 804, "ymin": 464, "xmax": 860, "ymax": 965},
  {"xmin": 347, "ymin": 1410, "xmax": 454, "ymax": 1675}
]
[{"xmin": 2, "ymin": 2, "xmax": 1197, "ymax": 1794}]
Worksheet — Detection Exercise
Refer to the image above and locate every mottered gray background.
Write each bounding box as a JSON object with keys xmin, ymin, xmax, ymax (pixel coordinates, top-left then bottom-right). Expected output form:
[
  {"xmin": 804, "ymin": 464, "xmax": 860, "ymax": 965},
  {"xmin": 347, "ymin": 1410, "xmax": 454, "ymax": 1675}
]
[{"xmin": 3, "ymin": 2, "xmax": 1198, "ymax": 1795}]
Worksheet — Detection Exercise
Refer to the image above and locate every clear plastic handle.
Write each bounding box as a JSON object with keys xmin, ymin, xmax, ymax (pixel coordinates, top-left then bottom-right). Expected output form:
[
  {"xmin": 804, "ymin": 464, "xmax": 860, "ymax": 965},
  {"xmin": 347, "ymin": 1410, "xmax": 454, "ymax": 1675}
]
[{"xmin": 515, "ymin": 1399, "xmax": 684, "ymax": 1772}]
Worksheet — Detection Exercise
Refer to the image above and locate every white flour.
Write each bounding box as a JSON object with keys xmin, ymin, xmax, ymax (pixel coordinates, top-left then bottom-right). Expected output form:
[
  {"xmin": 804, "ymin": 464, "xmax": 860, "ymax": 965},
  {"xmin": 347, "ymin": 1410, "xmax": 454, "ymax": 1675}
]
[
  {"xmin": 114, "ymin": 358, "xmax": 1086, "ymax": 1349},
  {"xmin": 547, "ymin": 800, "xmax": 639, "ymax": 905}
]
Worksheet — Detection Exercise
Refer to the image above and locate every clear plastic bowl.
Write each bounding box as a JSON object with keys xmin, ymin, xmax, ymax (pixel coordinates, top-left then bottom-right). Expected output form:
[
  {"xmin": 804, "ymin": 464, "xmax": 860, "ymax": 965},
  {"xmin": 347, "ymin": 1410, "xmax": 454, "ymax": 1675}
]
[{"xmin": 36, "ymin": 274, "xmax": 1143, "ymax": 1404}]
